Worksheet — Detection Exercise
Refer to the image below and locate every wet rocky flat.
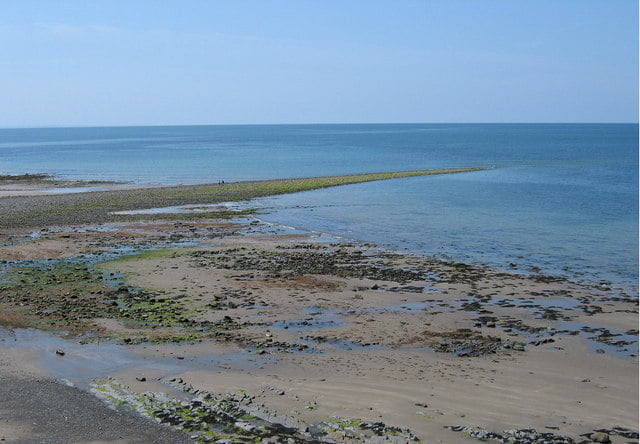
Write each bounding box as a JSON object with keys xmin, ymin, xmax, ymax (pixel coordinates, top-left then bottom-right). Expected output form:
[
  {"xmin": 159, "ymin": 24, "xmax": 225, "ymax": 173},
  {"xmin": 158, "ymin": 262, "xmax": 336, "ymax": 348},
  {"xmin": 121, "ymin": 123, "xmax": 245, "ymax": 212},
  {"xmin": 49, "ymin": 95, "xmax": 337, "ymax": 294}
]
[{"xmin": 0, "ymin": 217, "xmax": 637, "ymax": 443}]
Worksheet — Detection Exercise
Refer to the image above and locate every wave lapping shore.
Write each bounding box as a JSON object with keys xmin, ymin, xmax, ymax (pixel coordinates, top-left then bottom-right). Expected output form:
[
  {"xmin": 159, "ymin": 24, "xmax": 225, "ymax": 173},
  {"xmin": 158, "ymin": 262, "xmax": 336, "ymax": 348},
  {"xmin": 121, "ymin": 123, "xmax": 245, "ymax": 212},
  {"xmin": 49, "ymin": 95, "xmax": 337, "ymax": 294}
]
[{"xmin": 0, "ymin": 174, "xmax": 637, "ymax": 443}]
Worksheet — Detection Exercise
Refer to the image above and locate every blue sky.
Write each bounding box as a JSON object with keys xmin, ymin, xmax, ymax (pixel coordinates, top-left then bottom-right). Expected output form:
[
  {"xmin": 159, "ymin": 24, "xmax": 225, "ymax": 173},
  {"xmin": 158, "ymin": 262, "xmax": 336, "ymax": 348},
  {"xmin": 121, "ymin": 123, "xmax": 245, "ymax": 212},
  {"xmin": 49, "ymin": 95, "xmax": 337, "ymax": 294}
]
[{"xmin": 1, "ymin": 1, "xmax": 638, "ymax": 126}]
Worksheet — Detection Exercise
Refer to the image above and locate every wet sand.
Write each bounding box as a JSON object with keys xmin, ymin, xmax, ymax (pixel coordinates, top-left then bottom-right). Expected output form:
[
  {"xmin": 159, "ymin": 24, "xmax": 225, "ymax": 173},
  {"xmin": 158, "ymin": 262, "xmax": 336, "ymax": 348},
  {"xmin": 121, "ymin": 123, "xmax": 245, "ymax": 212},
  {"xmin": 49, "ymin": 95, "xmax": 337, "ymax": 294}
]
[{"xmin": 0, "ymin": 184, "xmax": 637, "ymax": 443}]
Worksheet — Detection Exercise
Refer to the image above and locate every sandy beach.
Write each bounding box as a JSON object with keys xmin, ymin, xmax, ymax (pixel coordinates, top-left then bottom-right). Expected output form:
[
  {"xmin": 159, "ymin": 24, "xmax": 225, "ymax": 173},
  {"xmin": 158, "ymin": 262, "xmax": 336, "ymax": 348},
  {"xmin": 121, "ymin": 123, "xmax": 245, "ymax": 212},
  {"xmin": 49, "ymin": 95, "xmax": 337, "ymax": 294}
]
[{"xmin": 0, "ymin": 178, "xmax": 637, "ymax": 444}]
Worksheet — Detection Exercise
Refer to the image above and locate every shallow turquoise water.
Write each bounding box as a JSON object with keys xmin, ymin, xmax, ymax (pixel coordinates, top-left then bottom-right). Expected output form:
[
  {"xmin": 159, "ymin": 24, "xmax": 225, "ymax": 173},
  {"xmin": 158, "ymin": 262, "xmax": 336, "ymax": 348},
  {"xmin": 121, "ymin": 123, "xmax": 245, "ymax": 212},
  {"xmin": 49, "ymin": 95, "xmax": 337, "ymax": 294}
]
[{"xmin": 1, "ymin": 123, "xmax": 637, "ymax": 294}]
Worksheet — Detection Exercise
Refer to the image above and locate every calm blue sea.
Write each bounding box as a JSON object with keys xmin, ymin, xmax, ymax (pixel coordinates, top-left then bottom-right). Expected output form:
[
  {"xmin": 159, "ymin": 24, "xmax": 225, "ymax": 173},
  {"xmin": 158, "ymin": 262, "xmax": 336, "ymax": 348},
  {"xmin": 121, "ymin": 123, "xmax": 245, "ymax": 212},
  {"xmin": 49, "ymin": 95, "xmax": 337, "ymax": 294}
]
[{"xmin": 0, "ymin": 124, "xmax": 637, "ymax": 295}]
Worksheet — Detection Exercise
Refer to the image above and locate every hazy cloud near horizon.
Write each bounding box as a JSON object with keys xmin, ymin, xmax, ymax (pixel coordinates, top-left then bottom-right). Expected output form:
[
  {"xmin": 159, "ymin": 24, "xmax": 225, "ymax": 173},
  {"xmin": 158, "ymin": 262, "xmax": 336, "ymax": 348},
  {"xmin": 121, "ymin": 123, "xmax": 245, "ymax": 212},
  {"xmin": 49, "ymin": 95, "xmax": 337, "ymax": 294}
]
[{"xmin": 1, "ymin": 1, "xmax": 637, "ymax": 127}]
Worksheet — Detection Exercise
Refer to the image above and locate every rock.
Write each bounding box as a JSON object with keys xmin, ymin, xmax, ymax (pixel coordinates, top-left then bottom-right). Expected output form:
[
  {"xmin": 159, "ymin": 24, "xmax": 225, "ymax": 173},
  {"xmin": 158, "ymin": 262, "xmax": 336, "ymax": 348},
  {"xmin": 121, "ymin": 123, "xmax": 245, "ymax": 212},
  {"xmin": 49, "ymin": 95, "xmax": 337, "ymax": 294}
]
[
  {"xmin": 530, "ymin": 337, "xmax": 555, "ymax": 346},
  {"xmin": 234, "ymin": 421, "xmax": 255, "ymax": 432},
  {"xmin": 608, "ymin": 426, "xmax": 639, "ymax": 439},
  {"xmin": 136, "ymin": 376, "xmax": 147, "ymax": 382},
  {"xmin": 589, "ymin": 431, "xmax": 611, "ymax": 443},
  {"xmin": 55, "ymin": 349, "xmax": 65, "ymax": 356}
]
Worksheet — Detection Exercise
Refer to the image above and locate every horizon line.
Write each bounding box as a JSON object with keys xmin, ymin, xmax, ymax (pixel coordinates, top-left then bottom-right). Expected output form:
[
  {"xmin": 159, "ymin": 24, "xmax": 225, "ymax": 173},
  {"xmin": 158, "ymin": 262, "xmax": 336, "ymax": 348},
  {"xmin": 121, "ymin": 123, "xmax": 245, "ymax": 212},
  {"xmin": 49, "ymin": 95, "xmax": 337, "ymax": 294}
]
[{"xmin": 1, "ymin": 121, "xmax": 638, "ymax": 130}]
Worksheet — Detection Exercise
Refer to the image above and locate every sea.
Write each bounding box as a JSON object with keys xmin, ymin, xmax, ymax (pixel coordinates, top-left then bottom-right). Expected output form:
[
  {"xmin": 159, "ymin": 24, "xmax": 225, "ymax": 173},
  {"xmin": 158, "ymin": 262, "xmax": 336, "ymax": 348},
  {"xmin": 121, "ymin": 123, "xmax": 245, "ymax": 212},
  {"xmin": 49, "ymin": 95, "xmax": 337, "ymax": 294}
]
[{"xmin": 0, "ymin": 124, "xmax": 637, "ymax": 296}]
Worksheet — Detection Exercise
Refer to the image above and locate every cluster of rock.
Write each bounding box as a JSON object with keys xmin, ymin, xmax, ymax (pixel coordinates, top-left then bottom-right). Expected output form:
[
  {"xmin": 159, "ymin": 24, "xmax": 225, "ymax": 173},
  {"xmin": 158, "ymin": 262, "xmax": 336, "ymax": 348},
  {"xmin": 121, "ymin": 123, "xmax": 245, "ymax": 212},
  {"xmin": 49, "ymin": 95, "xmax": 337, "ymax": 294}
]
[
  {"xmin": 447, "ymin": 424, "xmax": 639, "ymax": 444},
  {"xmin": 447, "ymin": 425, "xmax": 575, "ymax": 443},
  {"xmin": 91, "ymin": 378, "xmax": 422, "ymax": 443},
  {"xmin": 188, "ymin": 245, "xmax": 427, "ymax": 284}
]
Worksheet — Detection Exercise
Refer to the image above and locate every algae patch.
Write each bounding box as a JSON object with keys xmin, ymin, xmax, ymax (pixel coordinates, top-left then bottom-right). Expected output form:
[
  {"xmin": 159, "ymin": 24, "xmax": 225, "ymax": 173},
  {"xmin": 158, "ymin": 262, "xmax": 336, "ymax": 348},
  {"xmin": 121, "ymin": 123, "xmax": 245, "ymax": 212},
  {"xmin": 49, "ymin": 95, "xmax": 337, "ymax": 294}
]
[
  {"xmin": 0, "ymin": 259, "xmax": 240, "ymax": 343},
  {"xmin": 100, "ymin": 247, "xmax": 188, "ymax": 264}
]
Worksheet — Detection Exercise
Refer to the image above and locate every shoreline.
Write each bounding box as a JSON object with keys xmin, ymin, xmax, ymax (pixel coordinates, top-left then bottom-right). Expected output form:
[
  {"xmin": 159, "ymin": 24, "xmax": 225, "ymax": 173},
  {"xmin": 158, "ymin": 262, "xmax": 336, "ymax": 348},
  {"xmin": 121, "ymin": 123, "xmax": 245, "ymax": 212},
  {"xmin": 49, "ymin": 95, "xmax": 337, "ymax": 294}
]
[
  {"xmin": 250, "ymin": 214, "xmax": 638, "ymax": 301},
  {"xmin": 0, "ymin": 173, "xmax": 637, "ymax": 443}
]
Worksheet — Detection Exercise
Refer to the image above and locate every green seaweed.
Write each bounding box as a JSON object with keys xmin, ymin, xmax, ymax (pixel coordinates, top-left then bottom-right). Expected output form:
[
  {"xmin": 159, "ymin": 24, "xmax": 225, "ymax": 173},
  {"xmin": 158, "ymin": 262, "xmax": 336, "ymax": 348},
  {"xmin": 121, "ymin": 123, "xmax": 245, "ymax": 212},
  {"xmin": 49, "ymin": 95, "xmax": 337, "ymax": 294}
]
[{"xmin": 101, "ymin": 247, "xmax": 186, "ymax": 264}]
